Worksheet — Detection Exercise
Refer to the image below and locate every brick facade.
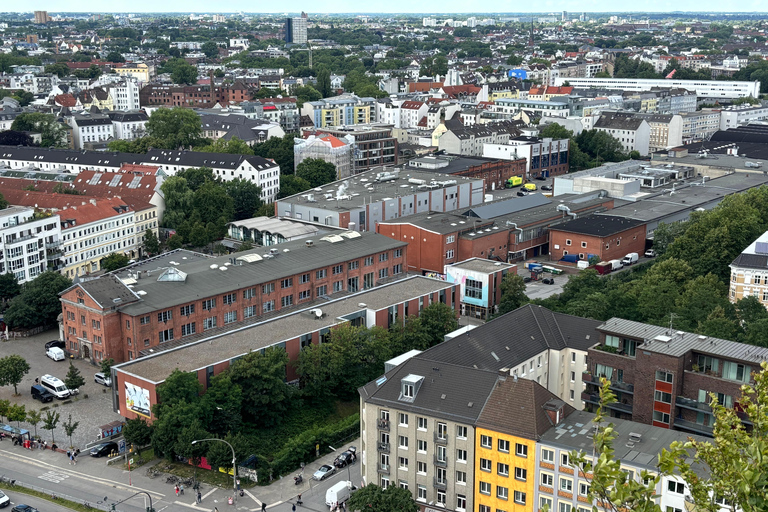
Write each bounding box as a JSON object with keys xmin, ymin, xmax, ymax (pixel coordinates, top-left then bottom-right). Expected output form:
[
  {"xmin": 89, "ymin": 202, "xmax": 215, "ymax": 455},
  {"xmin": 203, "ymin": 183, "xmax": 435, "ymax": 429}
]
[{"xmin": 549, "ymin": 223, "xmax": 646, "ymax": 262}]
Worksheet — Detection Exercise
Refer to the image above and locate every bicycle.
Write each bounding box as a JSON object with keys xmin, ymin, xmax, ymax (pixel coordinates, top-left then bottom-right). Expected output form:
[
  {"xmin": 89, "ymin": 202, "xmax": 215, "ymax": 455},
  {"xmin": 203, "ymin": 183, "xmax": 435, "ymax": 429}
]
[
  {"xmin": 146, "ymin": 468, "xmax": 159, "ymax": 478},
  {"xmin": 166, "ymin": 475, "xmax": 179, "ymax": 484},
  {"xmin": 83, "ymin": 502, "xmax": 92, "ymax": 509}
]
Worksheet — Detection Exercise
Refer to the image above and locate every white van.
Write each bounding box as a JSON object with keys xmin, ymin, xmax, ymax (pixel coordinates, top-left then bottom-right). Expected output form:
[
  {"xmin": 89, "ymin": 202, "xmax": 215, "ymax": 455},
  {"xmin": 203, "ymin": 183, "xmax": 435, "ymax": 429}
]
[
  {"xmin": 40, "ymin": 374, "xmax": 70, "ymax": 399},
  {"xmin": 325, "ymin": 481, "xmax": 355, "ymax": 508},
  {"xmin": 46, "ymin": 347, "xmax": 65, "ymax": 361},
  {"xmin": 622, "ymin": 252, "xmax": 639, "ymax": 266},
  {"xmin": 609, "ymin": 260, "xmax": 624, "ymax": 271}
]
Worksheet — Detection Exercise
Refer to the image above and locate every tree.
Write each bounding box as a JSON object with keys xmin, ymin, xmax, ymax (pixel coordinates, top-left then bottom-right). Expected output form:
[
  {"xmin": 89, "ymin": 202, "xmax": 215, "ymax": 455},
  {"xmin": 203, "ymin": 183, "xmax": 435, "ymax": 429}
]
[
  {"xmin": 42, "ymin": 410, "xmax": 60, "ymax": 444},
  {"xmin": 26, "ymin": 409, "xmax": 42, "ymax": 438},
  {"xmin": 123, "ymin": 417, "xmax": 153, "ymax": 447},
  {"xmin": 63, "ymin": 413, "xmax": 79, "ymax": 449},
  {"xmin": 143, "ymin": 230, "xmax": 161, "ymax": 256},
  {"xmin": 0, "ymin": 130, "xmax": 34, "ymax": 146},
  {"xmin": 296, "ymin": 158, "xmax": 337, "ymax": 187},
  {"xmin": 64, "ymin": 362, "xmax": 85, "ymax": 392},
  {"xmin": 228, "ymin": 347, "xmax": 292, "ymax": 426},
  {"xmin": 277, "ymin": 175, "xmax": 312, "ymax": 199},
  {"xmin": 201, "ymin": 374, "xmax": 243, "ymax": 436},
  {"xmin": 225, "ymin": 178, "xmax": 263, "ymax": 221},
  {"xmin": 316, "ymin": 68, "xmax": 332, "ymax": 97},
  {"xmin": 0, "ymin": 272, "xmax": 21, "ymax": 302},
  {"xmin": 146, "ymin": 107, "xmax": 203, "ymax": 149},
  {"xmin": 155, "ymin": 370, "xmax": 202, "ymax": 412},
  {"xmin": 7, "ymin": 403, "xmax": 26, "ymax": 428},
  {"xmin": 197, "ymin": 137, "xmax": 254, "ymax": 155},
  {"xmin": 167, "ymin": 234, "xmax": 184, "ymax": 250},
  {"xmin": 417, "ymin": 302, "xmax": 458, "ymax": 348},
  {"xmin": 0, "ymin": 355, "xmax": 31, "ymax": 395},
  {"xmin": 496, "ymin": 273, "xmax": 529, "ymax": 316},
  {"xmin": 252, "ymin": 134, "xmax": 294, "ymax": 174},
  {"xmin": 0, "ymin": 192, "xmax": 7, "ymax": 210},
  {"xmin": 11, "ymin": 113, "xmax": 67, "ymax": 148},
  {"xmin": 106, "ymin": 51, "xmax": 125, "ymax": 63},
  {"xmin": 0, "ymin": 399, "xmax": 8, "ymax": 423},
  {"xmin": 100, "ymin": 253, "xmax": 130, "ymax": 272},
  {"xmin": 174, "ymin": 420, "xmax": 210, "ymax": 467},
  {"xmin": 201, "ymin": 41, "xmax": 220, "ymax": 59},
  {"xmin": 3, "ymin": 271, "xmax": 72, "ymax": 329},
  {"xmin": 347, "ymin": 484, "xmax": 419, "ymax": 512}
]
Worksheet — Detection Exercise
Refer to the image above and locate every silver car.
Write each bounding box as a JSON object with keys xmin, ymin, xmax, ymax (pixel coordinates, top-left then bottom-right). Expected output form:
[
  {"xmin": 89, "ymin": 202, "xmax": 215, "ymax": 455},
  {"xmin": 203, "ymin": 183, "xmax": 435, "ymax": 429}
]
[
  {"xmin": 312, "ymin": 464, "xmax": 336, "ymax": 481},
  {"xmin": 94, "ymin": 372, "xmax": 112, "ymax": 386}
]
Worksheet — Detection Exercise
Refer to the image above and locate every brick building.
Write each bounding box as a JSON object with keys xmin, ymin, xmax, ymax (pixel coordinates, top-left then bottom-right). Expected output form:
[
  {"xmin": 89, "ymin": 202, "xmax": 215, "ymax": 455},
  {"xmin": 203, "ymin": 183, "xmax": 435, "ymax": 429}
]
[
  {"xmin": 139, "ymin": 81, "xmax": 256, "ymax": 108},
  {"xmin": 548, "ymin": 214, "xmax": 646, "ymax": 263},
  {"xmin": 59, "ymin": 232, "xmax": 407, "ymax": 364},
  {"xmin": 112, "ymin": 276, "xmax": 459, "ymax": 421},
  {"xmin": 584, "ymin": 317, "xmax": 767, "ymax": 436},
  {"xmin": 404, "ymin": 155, "xmax": 527, "ymax": 193}
]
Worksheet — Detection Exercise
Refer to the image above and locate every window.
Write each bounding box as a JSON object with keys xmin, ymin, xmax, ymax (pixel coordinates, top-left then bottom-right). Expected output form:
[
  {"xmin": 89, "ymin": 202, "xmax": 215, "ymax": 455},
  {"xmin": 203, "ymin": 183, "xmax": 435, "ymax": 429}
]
[
  {"xmin": 479, "ymin": 481, "xmax": 491, "ymax": 495},
  {"xmin": 456, "ymin": 449, "xmax": 467, "ymax": 463},
  {"xmin": 298, "ymin": 290, "xmax": 311, "ymax": 301},
  {"xmin": 565, "ymin": 239, "xmax": 572, "ymax": 246},
  {"xmin": 202, "ymin": 298, "xmax": 216, "ymax": 310},
  {"xmin": 262, "ymin": 283, "xmax": 275, "ymax": 294},
  {"xmin": 542, "ymin": 448, "xmax": 554, "ymax": 463},
  {"xmin": 480, "ymin": 458, "xmax": 492, "ymax": 472},
  {"xmin": 379, "ymin": 252, "xmax": 388, "ymax": 262},
  {"xmin": 243, "ymin": 288, "xmax": 256, "ymax": 300},
  {"xmin": 456, "ymin": 471, "xmax": 466, "ymax": 484},
  {"xmin": 498, "ymin": 439, "xmax": 510, "ymax": 453},
  {"xmin": 222, "ymin": 293, "xmax": 236, "ymax": 305},
  {"xmin": 347, "ymin": 261, "xmax": 359, "ymax": 271},
  {"xmin": 398, "ymin": 480, "xmax": 407, "ymax": 490},
  {"xmin": 244, "ymin": 306, "xmax": 256, "ymax": 318},
  {"xmin": 398, "ymin": 457, "xmax": 408, "ymax": 469},
  {"xmin": 579, "ymin": 483, "xmax": 590, "ymax": 496},
  {"xmin": 379, "ymin": 268, "xmax": 388, "ymax": 279},
  {"xmin": 456, "ymin": 494, "xmax": 466, "ymax": 511},
  {"xmin": 262, "ymin": 300, "xmax": 275, "ymax": 313},
  {"xmin": 541, "ymin": 473, "xmax": 553, "ymax": 487},
  {"xmin": 446, "ymin": 235, "xmax": 455, "ymax": 244},
  {"xmin": 436, "ymin": 489, "xmax": 445, "ymax": 507},
  {"xmin": 402, "ymin": 383, "xmax": 414, "ymax": 399},
  {"xmin": 380, "ymin": 476, "xmax": 389, "ymax": 489},
  {"xmin": 394, "ymin": 249, "xmax": 402, "ymax": 258},
  {"xmin": 180, "ymin": 304, "xmax": 195, "ymax": 316},
  {"xmin": 722, "ymin": 361, "xmax": 750, "ymax": 383},
  {"xmin": 655, "ymin": 370, "xmax": 673, "ymax": 383},
  {"xmin": 365, "ymin": 256, "xmax": 374, "ymax": 266},
  {"xmin": 497, "ymin": 463, "xmax": 509, "ymax": 477},
  {"xmin": 281, "ymin": 295, "xmax": 293, "ymax": 307},
  {"xmin": 515, "ymin": 467, "xmax": 527, "ymax": 481},
  {"xmin": 561, "ymin": 452, "xmax": 570, "ymax": 467},
  {"xmin": 333, "ymin": 264, "xmax": 344, "ymax": 274},
  {"xmin": 333, "ymin": 280, "xmax": 343, "ymax": 292},
  {"xmin": 654, "ymin": 390, "xmax": 672, "ymax": 403},
  {"xmin": 299, "ymin": 273, "xmax": 310, "ymax": 284},
  {"xmin": 181, "ymin": 323, "xmax": 196, "ymax": 336},
  {"xmin": 437, "ymin": 422, "xmax": 447, "ymax": 440},
  {"xmin": 514, "ymin": 491, "xmax": 526, "ymax": 505},
  {"xmin": 478, "ymin": 507, "xmax": 490, "ymax": 512},
  {"xmin": 392, "ymin": 264, "xmax": 402, "ymax": 275},
  {"xmin": 417, "ymin": 461, "xmax": 427, "ymax": 474},
  {"xmin": 316, "ymin": 269, "xmax": 327, "ymax": 279},
  {"xmin": 417, "ymin": 485, "xmax": 427, "ymax": 501},
  {"xmin": 436, "ymin": 445, "xmax": 447, "ymax": 463},
  {"xmin": 398, "ymin": 413, "xmax": 408, "ymax": 426},
  {"xmin": 456, "ymin": 425, "xmax": 467, "ymax": 439},
  {"xmin": 515, "ymin": 443, "xmax": 528, "ymax": 457},
  {"xmin": 653, "ymin": 411, "xmax": 671, "ymax": 424},
  {"xmin": 667, "ymin": 481, "xmax": 685, "ymax": 494},
  {"xmin": 417, "ymin": 439, "xmax": 427, "ymax": 453},
  {"xmin": 540, "ymin": 497, "xmax": 553, "ymax": 512},
  {"xmin": 560, "ymin": 504, "xmax": 573, "ymax": 512},
  {"xmin": 418, "ymin": 417, "xmax": 428, "ymax": 430},
  {"xmin": 398, "ymin": 436, "xmax": 408, "ymax": 449},
  {"xmin": 158, "ymin": 329, "xmax": 173, "ymax": 343},
  {"xmin": 281, "ymin": 278, "xmax": 292, "ymax": 289},
  {"xmin": 481, "ymin": 435, "xmax": 492, "ymax": 448},
  {"xmin": 581, "ymin": 241, "xmax": 587, "ymax": 248},
  {"xmin": 157, "ymin": 310, "xmax": 172, "ymax": 323},
  {"xmin": 224, "ymin": 311, "xmax": 237, "ymax": 324},
  {"xmin": 496, "ymin": 485, "xmax": 508, "ymax": 500},
  {"xmin": 465, "ymin": 278, "xmax": 483, "ymax": 299},
  {"xmin": 560, "ymin": 477, "xmax": 573, "ymax": 492}
]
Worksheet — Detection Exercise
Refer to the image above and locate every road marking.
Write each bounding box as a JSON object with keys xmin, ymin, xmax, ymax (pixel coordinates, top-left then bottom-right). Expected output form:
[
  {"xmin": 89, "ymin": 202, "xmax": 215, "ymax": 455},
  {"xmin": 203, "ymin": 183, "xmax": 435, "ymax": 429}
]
[
  {"xmin": 0, "ymin": 448, "xmax": 164, "ymax": 497},
  {"xmin": 202, "ymin": 488, "xmax": 217, "ymax": 500},
  {"xmin": 38, "ymin": 470, "xmax": 70, "ymax": 483}
]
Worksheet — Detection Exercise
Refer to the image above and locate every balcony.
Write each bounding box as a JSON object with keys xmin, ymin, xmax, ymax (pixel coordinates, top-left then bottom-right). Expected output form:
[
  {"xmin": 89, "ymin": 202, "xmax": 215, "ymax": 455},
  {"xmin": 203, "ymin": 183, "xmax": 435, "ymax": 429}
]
[
  {"xmin": 673, "ymin": 417, "xmax": 713, "ymax": 436},
  {"xmin": 377, "ymin": 464, "xmax": 389, "ymax": 474},
  {"xmin": 433, "ymin": 433, "xmax": 448, "ymax": 445},
  {"xmin": 609, "ymin": 381, "xmax": 634, "ymax": 394},
  {"xmin": 376, "ymin": 442, "xmax": 390, "ymax": 453},
  {"xmin": 433, "ymin": 477, "xmax": 447, "ymax": 491},
  {"xmin": 377, "ymin": 419, "xmax": 390, "ymax": 431},
  {"xmin": 675, "ymin": 396, "xmax": 712, "ymax": 414},
  {"xmin": 582, "ymin": 392, "xmax": 633, "ymax": 414},
  {"xmin": 433, "ymin": 455, "xmax": 447, "ymax": 468}
]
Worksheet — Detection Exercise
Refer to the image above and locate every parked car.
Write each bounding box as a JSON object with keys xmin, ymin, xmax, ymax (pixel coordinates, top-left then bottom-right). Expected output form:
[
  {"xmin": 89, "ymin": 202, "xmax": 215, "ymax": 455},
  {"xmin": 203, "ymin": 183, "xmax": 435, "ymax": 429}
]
[
  {"xmin": 31, "ymin": 384, "xmax": 54, "ymax": 403},
  {"xmin": 333, "ymin": 450, "xmax": 355, "ymax": 468},
  {"xmin": 644, "ymin": 248, "xmax": 656, "ymax": 258},
  {"xmin": 46, "ymin": 347, "xmax": 65, "ymax": 361},
  {"xmin": 535, "ymin": 175, "xmax": 547, "ymax": 181},
  {"xmin": 621, "ymin": 252, "xmax": 639, "ymax": 266},
  {"xmin": 516, "ymin": 190, "xmax": 528, "ymax": 197},
  {"xmin": 542, "ymin": 278, "xmax": 555, "ymax": 285},
  {"xmin": 312, "ymin": 464, "xmax": 336, "ymax": 481},
  {"xmin": 0, "ymin": 490, "xmax": 10, "ymax": 508},
  {"xmin": 11, "ymin": 505, "xmax": 38, "ymax": 512},
  {"xmin": 45, "ymin": 340, "xmax": 65, "ymax": 351},
  {"xmin": 90, "ymin": 441, "xmax": 118, "ymax": 458},
  {"xmin": 94, "ymin": 372, "xmax": 112, "ymax": 386},
  {"xmin": 541, "ymin": 185, "xmax": 553, "ymax": 191}
]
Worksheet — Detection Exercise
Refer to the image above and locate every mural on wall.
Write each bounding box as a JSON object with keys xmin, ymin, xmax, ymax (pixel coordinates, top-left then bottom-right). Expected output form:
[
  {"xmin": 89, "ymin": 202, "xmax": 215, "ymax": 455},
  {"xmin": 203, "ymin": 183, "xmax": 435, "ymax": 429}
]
[{"xmin": 124, "ymin": 382, "xmax": 151, "ymax": 417}]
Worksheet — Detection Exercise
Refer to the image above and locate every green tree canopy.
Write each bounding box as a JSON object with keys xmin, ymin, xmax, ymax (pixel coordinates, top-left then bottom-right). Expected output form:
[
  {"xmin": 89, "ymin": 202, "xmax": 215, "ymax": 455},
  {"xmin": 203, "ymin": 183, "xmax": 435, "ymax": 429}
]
[
  {"xmin": 228, "ymin": 347, "xmax": 292, "ymax": 426},
  {"xmin": 277, "ymin": 175, "xmax": 312, "ymax": 199},
  {"xmin": 146, "ymin": 107, "xmax": 203, "ymax": 149},
  {"xmin": 496, "ymin": 273, "xmax": 529, "ymax": 316},
  {"xmin": 225, "ymin": 178, "xmax": 263, "ymax": 221},
  {"xmin": 296, "ymin": 158, "xmax": 337, "ymax": 187},
  {"xmin": 0, "ymin": 355, "xmax": 30, "ymax": 395},
  {"xmin": 11, "ymin": 113, "xmax": 67, "ymax": 147},
  {"xmin": 100, "ymin": 253, "xmax": 130, "ymax": 272},
  {"xmin": 347, "ymin": 484, "xmax": 419, "ymax": 512},
  {"xmin": 201, "ymin": 41, "xmax": 220, "ymax": 59},
  {"xmin": 4, "ymin": 271, "xmax": 72, "ymax": 329},
  {"xmin": 143, "ymin": 229, "xmax": 161, "ymax": 256},
  {"xmin": 64, "ymin": 362, "xmax": 85, "ymax": 391}
]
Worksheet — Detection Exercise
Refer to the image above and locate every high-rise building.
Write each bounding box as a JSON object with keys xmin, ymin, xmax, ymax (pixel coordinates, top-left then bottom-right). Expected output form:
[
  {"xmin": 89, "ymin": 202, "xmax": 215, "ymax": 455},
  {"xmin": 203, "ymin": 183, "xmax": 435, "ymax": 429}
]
[
  {"xmin": 562, "ymin": 10, "xmax": 567, "ymax": 21},
  {"xmin": 284, "ymin": 13, "xmax": 308, "ymax": 44},
  {"xmin": 284, "ymin": 18, "xmax": 293, "ymax": 43},
  {"xmin": 34, "ymin": 10, "xmax": 51, "ymax": 24}
]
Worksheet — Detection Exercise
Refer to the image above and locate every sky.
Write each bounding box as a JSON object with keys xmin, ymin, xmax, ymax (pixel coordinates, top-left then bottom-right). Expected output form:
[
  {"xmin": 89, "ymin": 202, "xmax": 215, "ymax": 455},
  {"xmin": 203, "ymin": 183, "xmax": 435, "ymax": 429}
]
[{"xmin": 22, "ymin": 0, "xmax": 768, "ymax": 14}]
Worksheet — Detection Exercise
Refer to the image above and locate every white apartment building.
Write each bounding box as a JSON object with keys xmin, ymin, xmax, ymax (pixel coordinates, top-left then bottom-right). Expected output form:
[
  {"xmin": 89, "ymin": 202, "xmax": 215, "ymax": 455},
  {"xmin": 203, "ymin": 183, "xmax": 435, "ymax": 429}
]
[
  {"xmin": 0, "ymin": 206, "xmax": 62, "ymax": 284},
  {"xmin": 729, "ymin": 230, "xmax": 768, "ymax": 307},
  {"xmin": 593, "ymin": 113, "xmax": 651, "ymax": 156},
  {"xmin": 108, "ymin": 80, "xmax": 141, "ymax": 111},
  {"xmin": 9, "ymin": 73, "xmax": 58, "ymax": 94},
  {"xmin": 107, "ymin": 111, "xmax": 148, "ymax": 141},
  {"xmin": 680, "ymin": 110, "xmax": 721, "ymax": 143},
  {"xmin": 554, "ymin": 77, "xmax": 761, "ymax": 99},
  {"xmin": 719, "ymin": 105, "xmax": 768, "ymax": 130},
  {"xmin": 68, "ymin": 112, "xmax": 115, "ymax": 150}
]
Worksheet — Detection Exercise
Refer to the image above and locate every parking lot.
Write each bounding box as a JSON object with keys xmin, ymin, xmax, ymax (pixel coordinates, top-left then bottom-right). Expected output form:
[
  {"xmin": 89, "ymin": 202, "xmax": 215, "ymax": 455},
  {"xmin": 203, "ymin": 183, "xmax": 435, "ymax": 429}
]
[{"xmin": 0, "ymin": 328, "xmax": 123, "ymax": 448}]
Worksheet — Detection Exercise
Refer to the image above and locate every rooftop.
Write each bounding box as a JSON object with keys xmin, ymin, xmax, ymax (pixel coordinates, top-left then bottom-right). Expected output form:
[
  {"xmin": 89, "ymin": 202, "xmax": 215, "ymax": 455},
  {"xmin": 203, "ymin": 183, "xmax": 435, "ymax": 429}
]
[
  {"xmin": 447, "ymin": 257, "xmax": 515, "ymax": 274},
  {"xmin": 117, "ymin": 276, "xmax": 454, "ymax": 383},
  {"xmin": 731, "ymin": 230, "xmax": 768, "ymax": 270},
  {"xmin": 548, "ymin": 214, "xmax": 645, "ymax": 237},
  {"xmin": 378, "ymin": 212, "xmax": 494, "ymax": 235}
]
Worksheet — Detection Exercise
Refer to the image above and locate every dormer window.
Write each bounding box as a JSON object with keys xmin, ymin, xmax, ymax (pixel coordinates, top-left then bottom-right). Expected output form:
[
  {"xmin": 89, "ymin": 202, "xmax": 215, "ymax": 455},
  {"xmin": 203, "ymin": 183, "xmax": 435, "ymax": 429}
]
[{"xmin": 399, "ymin": 374, "xmax": 424, "ymax": 403}]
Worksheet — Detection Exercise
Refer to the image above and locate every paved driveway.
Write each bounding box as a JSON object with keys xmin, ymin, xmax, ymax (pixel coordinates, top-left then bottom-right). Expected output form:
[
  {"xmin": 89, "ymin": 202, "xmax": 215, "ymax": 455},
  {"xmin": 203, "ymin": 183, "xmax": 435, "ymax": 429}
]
[{"xmin": 0, "ymin": 328, "xmax": 123, "ymax": 448}]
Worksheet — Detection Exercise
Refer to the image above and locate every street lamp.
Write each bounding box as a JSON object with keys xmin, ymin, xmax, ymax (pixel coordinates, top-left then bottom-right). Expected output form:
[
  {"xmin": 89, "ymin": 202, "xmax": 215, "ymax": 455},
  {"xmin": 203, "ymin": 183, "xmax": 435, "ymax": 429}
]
[
  {"xmin": 192, "ymin": 438, "xmax": 238, "ymax": 503},
  {"xmin": 110, "ymin": 491, "xmax": 154, "ymax": 512}
]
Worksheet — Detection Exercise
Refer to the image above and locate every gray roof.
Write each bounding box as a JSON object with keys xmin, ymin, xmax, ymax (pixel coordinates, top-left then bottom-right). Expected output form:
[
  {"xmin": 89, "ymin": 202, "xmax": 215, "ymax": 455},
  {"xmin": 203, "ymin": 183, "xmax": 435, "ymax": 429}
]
[
  {"xmin": 599, "ymin": 317, "xmax": 768, "ymax": 363},
  {"xmin": 359, "ymin": 356, "xmax": 501, "ymax": 424},
  {"xmin": 64, "ymin": 274, "xmax": 140, "ymax": 309},
  {"xmin": 117, "ymin": 276, "xmax": 454, "ymax": 383},
  {"xmin": 550, "ymin": 214, "xmax": 645, "ymax": 237},
  {"xmin": 595, "ymin": 113, "xmax": 646, "ymax": 131},
  {"xmin": 421, "ymin": 304, "xmax": 602, "ymax": 371},
  {"xmin": 226, "ymin": 217, "xmax": 318, "ymax": 239},
  {"xmin": 104, "ymin": 232, "xmax": 406, "ymax": 316},
  {"xmin": 379, "ymin": 212, "xmax": 492, "ymax": 235},
  {"xmin": 464, "ymin": 194, "xmax": 551, "ymax": 219},
  {"xmin": 539, "ymin": 409, "xmax": 705, "ymax": 472},
  {"xmin": 448, "ymin": 258, "xmax": 515, "ymax": 274}
]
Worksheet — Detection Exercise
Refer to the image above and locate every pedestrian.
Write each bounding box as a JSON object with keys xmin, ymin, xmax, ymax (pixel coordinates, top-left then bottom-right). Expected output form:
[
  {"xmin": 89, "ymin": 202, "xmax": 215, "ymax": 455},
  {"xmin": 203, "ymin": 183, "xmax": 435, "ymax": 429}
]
[
  {"xmin": 197, "ymin": 491, "xmax": 202, "ymax": 504},
  {"xmin": 68, "ymin": 453, "xmax": 73, "ymax": 465},
  {"xmin": 180, "ymin": 484, "xmax": 184, "ymax": 495},
  {"xmin": 296, "ymin": 494, "xmax": 302, "ymax": 506},
  {"xmin": 214, "ymin": 507, "xmax": 219, "ymax": 512},
  {"xmin": 72, "ymin": 453, "xmax": 77, "ymax": 465},
  {"xmin": 292, "ymin": 505, "xmax": 296, "ymax": 512},
  {"xmin": 261, "ymin": 502, "xmax": 267, "ymax": 512}
]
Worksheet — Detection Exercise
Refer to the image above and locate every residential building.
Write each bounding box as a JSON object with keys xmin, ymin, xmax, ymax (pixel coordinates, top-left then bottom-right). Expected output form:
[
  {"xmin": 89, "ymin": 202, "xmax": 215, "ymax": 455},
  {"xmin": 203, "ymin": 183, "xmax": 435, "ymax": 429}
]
[
  {"xmin": 257, "ymin": 97, "xmax": 300, "ymax": 132},
  {"xmin": 276, "ymin": 168, "xmax": 484, "ymax": 232},
  {"xmin": 492, "ymin": 99, "xmax": 570, "ymax": 119},
  {"xmin": 107, "ymin": 111, "xmax": 148, "ymax": 141},
  {"xmin": 199, "ymin": 113, "xmax": 285, "ymax": 145},
  {"xmin": 729, "ymin": 230, "xmax": 768, "ymax": 307},
  {"xmin": 548, "ymin": 214, "xmax": 647, "ymax": 263},
  {"xmin": 593, "ymin": 113, "xmax": 651, "ymax": 156},
  {"xmin": 527, "ymin": 85, "xmax": 574, "ymax": 101},
  {"xmin": 311, "ymin": 124, "xmax": 397, "ymax": 171},
  {"xmin": 718, "ymin": 105, "xmax": 768, "ymax": 130},
  {"xmin": 634, "ymin": 113, "xmax": 683, "ymax": 152},
  {"xmin": 284, "ymin": 12, "xmax": 308, "ymax": 44},
  {"xmin": 437, "ymin": 120, "xmax": 522, "ymax": 157},
  {"xmin": 378, "ymin": 101, "xmax": 429, "ymax": 129},
  {"xmin": 114, "ymin": 63, "xmax": 152, "ymax": 83},
  {"xmin": 301, "ymin": 94, "xmax": 377, "ymax": 129},
  {"xmin": 553, "ymin": 77, "xmax": 761, "ymax": 99},
  {"xmin": 680, "ymin": 110, "xmax": 721, "ymax": 143},
  {"xmin": 108, "ymin": 79, "xmax": 142, "ymax": 111},
  {"xmin": 67, "ymin": 111, "xmax": 116, "ymax": 150},
  {"xmin": 293, "ymin": 133, "xmax": 355, "ymax": 179},
  {"xmin": 483, "ymin": 136, "xmax": 570, "ymax": 179},
  {"xmin": 583, "ymin": 316, "xmax": 768, "ymax": 437},
  {"xmin": 445, "ymin": 258, "xmax": 515, "ymax": 319},
  {"xmin": 60, "ymin": 231, "xmax": 408, "ymax": 364},
  {"xmin": 0, "ymin": 206, "xmax": 62, "ymax": 283},
  {"xmin": 34, "ymin": 10, "xmax": 51, "ymax": 23}
]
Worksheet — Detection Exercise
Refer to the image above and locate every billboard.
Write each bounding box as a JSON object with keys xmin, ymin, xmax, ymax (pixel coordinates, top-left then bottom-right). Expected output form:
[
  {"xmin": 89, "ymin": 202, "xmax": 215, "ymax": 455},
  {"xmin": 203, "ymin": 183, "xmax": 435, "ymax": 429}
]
[
  {"xmin": 124, "ymin": 382, "xmax": 151, "ymax": 418},
  {"xmin": 508, "ymin": 69, "xmax": 528, "ymax": 80}
]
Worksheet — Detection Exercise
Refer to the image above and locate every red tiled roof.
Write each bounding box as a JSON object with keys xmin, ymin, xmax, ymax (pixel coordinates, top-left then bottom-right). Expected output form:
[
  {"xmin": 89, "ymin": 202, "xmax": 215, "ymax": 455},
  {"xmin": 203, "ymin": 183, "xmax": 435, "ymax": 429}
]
[
  {"xmin": 417, "ymin": 116, "xmax": 428, "ymax": 128},
  {"xmin": 408, "ymin": 81, "xmax": 443, "ymax": 93},
  {"xmin": 441, "ymin": 85, "xmax": 481, "ymax": 98},
  {"xmin": 401, "ymin": 101, "xmax": 425, "ymax": 109},
  {"xmin": 317, "ymin": 133, "xmax": 347, "ymax": 148},
  {"xmin": 55, "ymin": 94, "xmax": 77, "ymax": 107},
  {"xmin": 2, "ymin": 191, "xmax": 133, "ymax": 224}
]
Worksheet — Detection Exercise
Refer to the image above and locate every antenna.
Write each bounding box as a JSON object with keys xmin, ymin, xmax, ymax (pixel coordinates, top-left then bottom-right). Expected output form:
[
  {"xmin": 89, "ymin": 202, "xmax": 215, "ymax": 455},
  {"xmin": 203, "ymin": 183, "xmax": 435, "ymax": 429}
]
[{"xmin": 668, "ymin": 313, "xmax": 678, "ymax": 335}]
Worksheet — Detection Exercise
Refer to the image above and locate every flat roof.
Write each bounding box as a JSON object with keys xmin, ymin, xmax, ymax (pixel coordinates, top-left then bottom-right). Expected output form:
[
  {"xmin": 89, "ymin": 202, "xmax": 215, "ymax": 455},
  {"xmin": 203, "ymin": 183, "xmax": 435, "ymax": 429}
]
[
  {"xmin": 378, "ymin": 212, "xmax": 491, "ymax": 235},
  {"xmin": 468, "ymin": 193, "xmax": 612, "ymax": 229},
  {"xmin": 548, "ymin": 214, "xmax": 645, "ymax": 237},
  {"xmin": 115, "ymin": 276, "xmax": 454, "ymax": 383},
  {"xmin": 447, "ymin": 258, "xmax": 515, "ymax": 274}
]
